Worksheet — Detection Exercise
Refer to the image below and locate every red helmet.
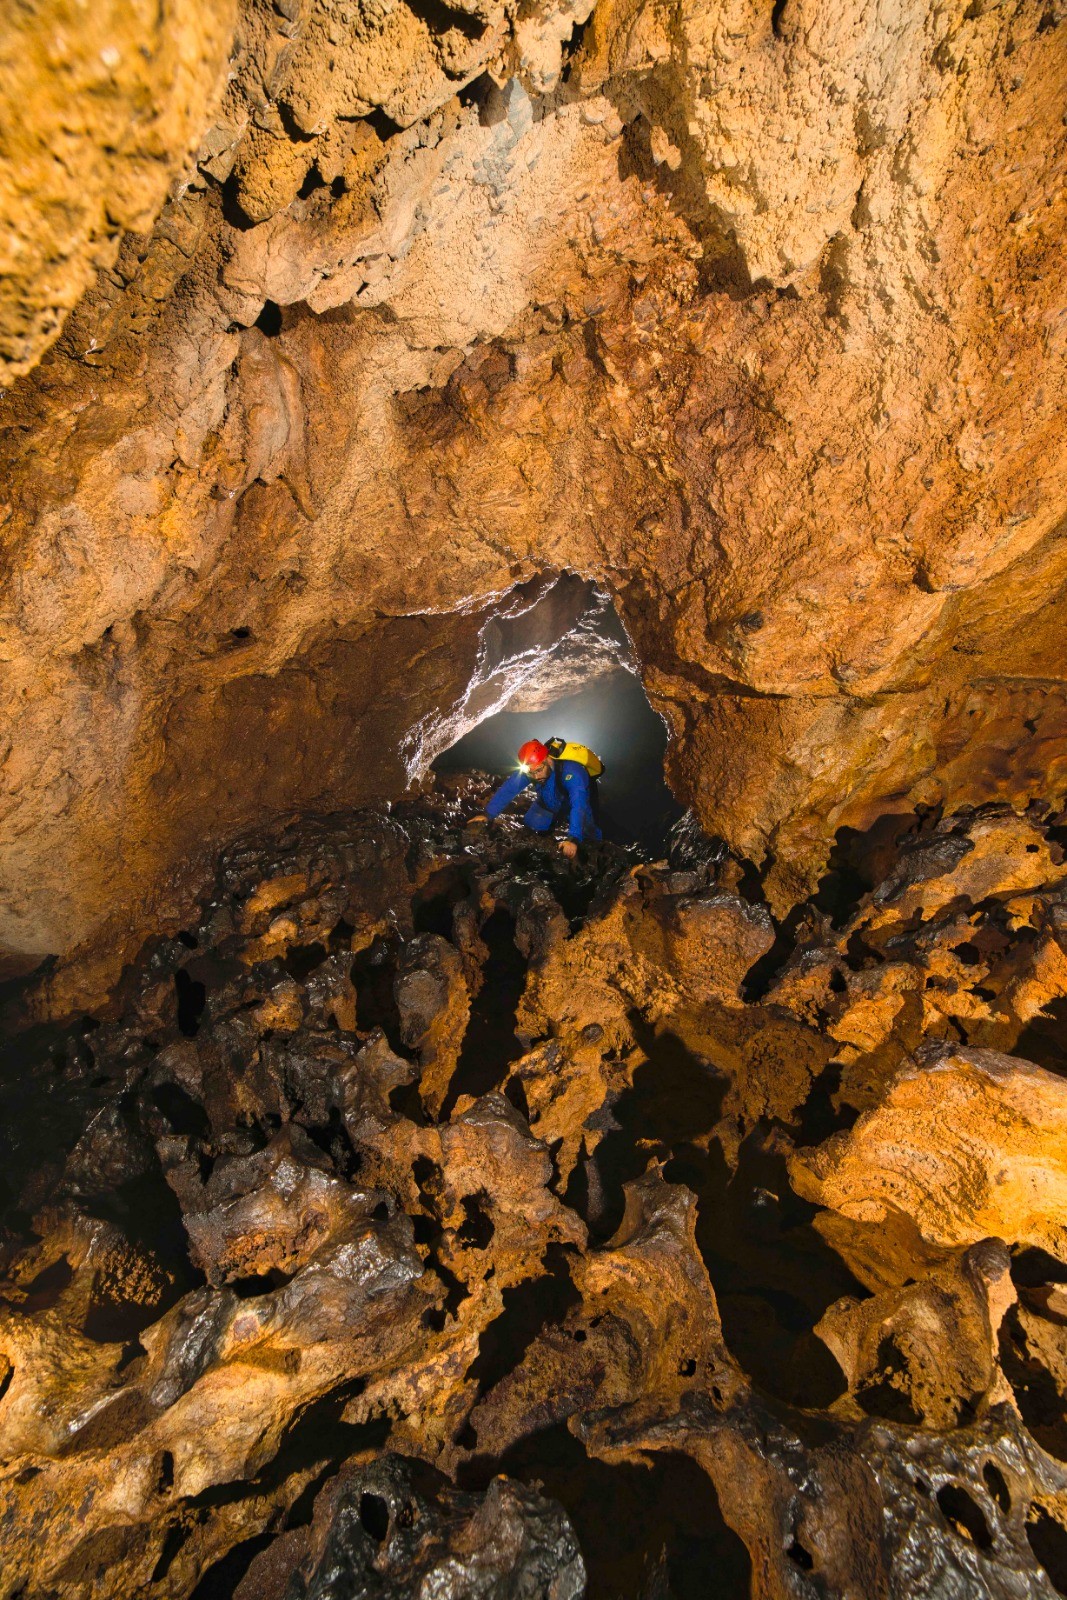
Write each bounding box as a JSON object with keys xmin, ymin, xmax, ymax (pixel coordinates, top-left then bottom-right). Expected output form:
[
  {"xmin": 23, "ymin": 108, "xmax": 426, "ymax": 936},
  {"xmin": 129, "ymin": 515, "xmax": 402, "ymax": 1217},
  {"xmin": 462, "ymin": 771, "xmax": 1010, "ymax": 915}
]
[{"xmin": 517, "ymin": 739, "xmax": 549, "ymax": 770}]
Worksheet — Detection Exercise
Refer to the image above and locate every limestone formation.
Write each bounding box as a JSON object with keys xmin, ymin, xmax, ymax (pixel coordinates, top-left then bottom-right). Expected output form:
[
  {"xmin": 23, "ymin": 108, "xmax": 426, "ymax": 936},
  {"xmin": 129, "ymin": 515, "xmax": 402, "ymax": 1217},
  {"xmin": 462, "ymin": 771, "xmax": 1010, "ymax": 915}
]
[
  {"xmin": 4, "ymin": 0, "xmax": 1067, "ymax": 1592},
  {"xmin": 2, "ymin": 796, "xmax": 1067, "ymax": 1595},
  {"xmin": 0, "ymin": 0, "xmax": 1065, "ymax": 999}
]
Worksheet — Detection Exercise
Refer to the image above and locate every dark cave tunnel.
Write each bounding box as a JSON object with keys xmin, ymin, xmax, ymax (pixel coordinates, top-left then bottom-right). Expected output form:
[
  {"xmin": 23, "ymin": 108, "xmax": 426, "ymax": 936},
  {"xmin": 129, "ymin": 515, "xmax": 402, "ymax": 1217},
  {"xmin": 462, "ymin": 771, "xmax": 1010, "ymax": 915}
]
[{"xmin": 431, "ymin": 600, "xmax": 685, "ymax": 855}]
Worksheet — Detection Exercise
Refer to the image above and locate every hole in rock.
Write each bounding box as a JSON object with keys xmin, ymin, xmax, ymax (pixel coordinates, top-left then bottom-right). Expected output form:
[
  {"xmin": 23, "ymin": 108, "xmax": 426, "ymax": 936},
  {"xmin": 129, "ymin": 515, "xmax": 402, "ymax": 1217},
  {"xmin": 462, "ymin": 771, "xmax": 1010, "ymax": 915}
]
[
  {"xmin": 151, "ymin": 1079, "xmax": 210, "ymax": 1139},
  {"xmin": 151, "ymin": 1523, "xmax": 189, "ymax": 1584},
  {"xmin": 282, "ymin": 940, "xmax": 328, "ymax": 980},
  {"xmin": 432, "ymin": 604, "xmax": 684, "ymax": 855},
  {"xmin": 999, "ymin": 1304, "xmax": 1067, "ymax": 1458},
  {"xmin": 297, "ymin": 163, "xmax": 325, "ymax": 198},
  {"xmin": 687, "ymin": 1128, "xmax": 859, "ymax": 1409},
  {"xmin": 0, "ymin": 1359, "xmax": 13, "ymax": 1404},
  {"xmin": 813, "ymin": 813, "xmax": 932, "ymax": 928},
  {"xmin": 587, "ymin": 1020, "xmax": 728, "ymax": 1236},
  {"xmin": 1028, "ymin": 1508, "xmax": 1067, "ymax": 1595},
  {"xmin": 983, "ymin": 1461, "xmax": 1011, "ymax": 1513},
  {"xmin": 792, "ymin": 1060, "xmax": 859, "ymax": 1147},
  {"xmin": 786, "ymin": 1537, "xmax": 814, "ymax": 1569},
  {"xmin": 174, "ymin": 967, "xmax": 207, "ymax": 1037},
  {"xmin": 441, "ymin": 909, "xmax": 525, "ymax": 1117},
  {"xmin": 231, "ymin": 1269, "xmax": 293, "ymax": 1297},
  {"xmin": 503, "ymin": 1074, "xmax": 530, "ymax": 1120},
  {"xmin": 456, "ymin": 1193, "xmax": 495, "ymax": 1250},
  {"xmin": 412, "ymin": 866, "xmax": 468, "ymax": 939},
  {"xmin": 351, "ymin": 935, "xmax": 406, "ymax": 1051},
  {"xmin": 423, "ymin": 1256, "xmax": 470, "ymax": 1328},
  {"xmin": 1011, "ymin": 1248, "xmax": 1067, "ymax": 1289},
  {"xmin": 464, "ymin": 1425, "xmax": 751, "ymax": 1598},
  {"xmin": 359, "ymin": 1491, "xmax": 390, "ymax": 1544},
  {"xmin": 936, "ymin": 1484, "xmax": 993, "ymax": 1550},
  {"xmin": 254, "ymin": 300, "xmax": 283, "ymax": 337},
  {"xmin": 561, "ymin": 16, "xmax": 589, "ymax": 76},
  {"xmin": 855, "ymin": 1336, "xmax": 922, "ymax": 1425}
]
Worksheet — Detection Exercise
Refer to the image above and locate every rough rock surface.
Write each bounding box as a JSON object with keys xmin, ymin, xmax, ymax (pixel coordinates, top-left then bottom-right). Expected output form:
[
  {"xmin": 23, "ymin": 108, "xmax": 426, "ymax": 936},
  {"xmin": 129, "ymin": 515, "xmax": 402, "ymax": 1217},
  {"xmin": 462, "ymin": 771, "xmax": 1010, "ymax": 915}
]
[
  {"xmin": 0, "ymin": 0, "xmax": 1066, "ymax": 999},
  {"xmin": 0, "ymin": 0, "xmax": 236, "ymax": 384},
  {"xmin": 4, "ymin": 792, "xmax": 1067, "ymax": 1595}
]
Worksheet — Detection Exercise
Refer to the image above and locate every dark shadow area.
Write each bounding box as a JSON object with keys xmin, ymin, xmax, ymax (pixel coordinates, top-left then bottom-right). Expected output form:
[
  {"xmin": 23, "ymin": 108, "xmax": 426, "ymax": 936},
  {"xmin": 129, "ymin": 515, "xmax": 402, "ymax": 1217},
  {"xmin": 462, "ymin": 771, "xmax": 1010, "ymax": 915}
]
[
  {"xmin": 567, "ymin": 1016, "xmax": 853, "ymax": 1411},
  {"xmin": 441, "ymin": 909, "xmax": 526, "ymax": 1117},
  {"xmin": 1028, "ymin": 1507, "xmax": 1067, "ymax": 1596},
  {"xmin": 187, "ymin": 1531, "xmax": 275, "ymax": 1599},
  {"xmin": 1014, "ymin": 996, "xmax": 1067, "ymax": 1075},
  {"xmin": 433, "ymin": 668, "xmax": 684, "ymax": 855},
  {"xmin": 412, "ymin": 866, "xmax": 469, "ymax": 939},
  {"xmin": 1000, "ymin": 1304, "xmax": 1067, "ymax": 1460},
  {"xmin": 582, "ymin": 1019, "xmax": 729, "ymax": 1240},
  {"xmin": 812, "ymin": 811, "xmax": 935, "ymax": 928},
  {"xmin": 464, "ymin": 1244, "xmax": 580, "ymax": 1410},
  {"xmin": 82, "ymin": 1159, "xmax": 207, "ymax": 1321},
  {"xmin": 351, "ymin": 935, "xmax": 407, "ymax": 1053},
  {"xmin": 689, "ymin": 1132, "xmax": 856, "ymax": 1411},
  {"xmin": 792, "ymin": 1061, "xmax": 860, "ymax": 1147},
  {"xmin": 463, "ymin": 1424, "xmax": 751, "ymax": 1598}
]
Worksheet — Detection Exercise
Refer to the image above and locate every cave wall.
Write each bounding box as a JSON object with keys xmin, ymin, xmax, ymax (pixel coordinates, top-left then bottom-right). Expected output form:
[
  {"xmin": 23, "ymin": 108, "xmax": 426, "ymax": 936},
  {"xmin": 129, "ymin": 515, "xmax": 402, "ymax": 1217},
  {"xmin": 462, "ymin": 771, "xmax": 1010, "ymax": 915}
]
[{"xmin": 1, "ymin": 0, "xmax": 1066, "ymax": 1005}]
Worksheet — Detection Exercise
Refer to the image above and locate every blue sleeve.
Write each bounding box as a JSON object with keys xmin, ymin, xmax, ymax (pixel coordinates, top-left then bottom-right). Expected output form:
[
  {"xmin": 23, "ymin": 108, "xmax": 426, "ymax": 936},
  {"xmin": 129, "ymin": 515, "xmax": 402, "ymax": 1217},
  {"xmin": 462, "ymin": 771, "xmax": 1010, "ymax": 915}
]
[
  {"xmin": 486, "ymin": 771, "xmax": 529, "ymax": 818},
  {"xmin": 561, "ymin": 763, "xmax": 593, "ymax": 840}
]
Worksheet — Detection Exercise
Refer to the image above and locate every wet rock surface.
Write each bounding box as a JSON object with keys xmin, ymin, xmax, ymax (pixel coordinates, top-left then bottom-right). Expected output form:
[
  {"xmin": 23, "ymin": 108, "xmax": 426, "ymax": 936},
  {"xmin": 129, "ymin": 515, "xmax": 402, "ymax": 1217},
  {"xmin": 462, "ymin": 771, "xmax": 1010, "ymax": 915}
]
[{"xmin": 5, "ymin": 786, "xmax": 1067, "ymax": 1595}]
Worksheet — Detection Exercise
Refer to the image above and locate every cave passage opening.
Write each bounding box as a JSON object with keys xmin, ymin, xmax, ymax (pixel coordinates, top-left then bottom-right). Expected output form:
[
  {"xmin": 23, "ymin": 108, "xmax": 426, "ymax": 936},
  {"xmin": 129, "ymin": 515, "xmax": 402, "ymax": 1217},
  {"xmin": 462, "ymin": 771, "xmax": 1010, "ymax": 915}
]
[{"xmin": 432, "ymin": 656, "xmax": 684, "ymax": 855}]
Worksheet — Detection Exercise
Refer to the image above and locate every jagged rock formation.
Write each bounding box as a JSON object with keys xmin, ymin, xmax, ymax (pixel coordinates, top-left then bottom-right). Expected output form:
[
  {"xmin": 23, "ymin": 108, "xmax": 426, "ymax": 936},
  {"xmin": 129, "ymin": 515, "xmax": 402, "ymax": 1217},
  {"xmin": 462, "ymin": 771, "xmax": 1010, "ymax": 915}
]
[
  {"xmin": 0, "ymin": 0, "xmax": 236, "ymax": 384},
  {"xmin": 4, "ymin": 790, "xmax": 1067, "ymax": 1595},
  {"xmin": 0, "ymin": 0, "xmax": 1066, "ymax": 1004}
]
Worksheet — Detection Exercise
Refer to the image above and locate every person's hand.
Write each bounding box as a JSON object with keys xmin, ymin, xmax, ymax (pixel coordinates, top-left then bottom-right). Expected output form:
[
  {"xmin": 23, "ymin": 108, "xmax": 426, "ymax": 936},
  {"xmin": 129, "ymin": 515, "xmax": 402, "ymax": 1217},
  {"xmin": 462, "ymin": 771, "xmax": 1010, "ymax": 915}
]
[{"xmin": 559, "ymin": 839, "xmax": 578, "ymax": 860}]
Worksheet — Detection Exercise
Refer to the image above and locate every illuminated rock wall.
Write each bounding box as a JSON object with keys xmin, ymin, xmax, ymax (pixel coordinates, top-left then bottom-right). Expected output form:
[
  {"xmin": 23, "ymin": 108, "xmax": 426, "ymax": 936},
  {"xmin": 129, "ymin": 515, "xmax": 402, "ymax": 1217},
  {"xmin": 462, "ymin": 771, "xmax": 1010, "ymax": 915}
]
[{"xmin": 0, "ymin": 0, "xmax": 1064, "ymax": 1006}]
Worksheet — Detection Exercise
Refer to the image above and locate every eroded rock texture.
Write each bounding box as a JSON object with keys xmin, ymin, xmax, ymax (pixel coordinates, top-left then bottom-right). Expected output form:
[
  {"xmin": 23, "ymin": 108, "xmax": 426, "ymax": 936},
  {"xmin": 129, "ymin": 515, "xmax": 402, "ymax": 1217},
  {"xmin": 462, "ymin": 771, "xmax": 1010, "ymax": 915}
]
[
  {"xmin": 1, "ymin": 0, "xmax": 1066, "ymax": 1001},
  {"xmin": 5, "ymin": 791, "xmax": 1067, "ymax": 1596}
]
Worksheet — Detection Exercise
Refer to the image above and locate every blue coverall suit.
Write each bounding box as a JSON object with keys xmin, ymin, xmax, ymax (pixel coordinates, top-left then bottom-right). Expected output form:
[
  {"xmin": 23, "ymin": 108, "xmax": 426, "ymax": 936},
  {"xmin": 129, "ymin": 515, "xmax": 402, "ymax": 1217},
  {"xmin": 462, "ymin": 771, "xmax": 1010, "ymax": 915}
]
[{"xmin": 485, "ymin": 759, "xmax": 602, "ymax": 844}]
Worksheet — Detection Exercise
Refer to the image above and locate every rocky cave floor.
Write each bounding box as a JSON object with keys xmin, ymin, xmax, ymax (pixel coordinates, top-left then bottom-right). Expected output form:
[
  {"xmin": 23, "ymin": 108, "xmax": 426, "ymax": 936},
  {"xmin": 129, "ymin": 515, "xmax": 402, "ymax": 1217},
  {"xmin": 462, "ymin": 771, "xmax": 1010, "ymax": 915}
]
[{"xmin": 7, "ymin": 778, "xmax": 1067, "ymax": 1595}]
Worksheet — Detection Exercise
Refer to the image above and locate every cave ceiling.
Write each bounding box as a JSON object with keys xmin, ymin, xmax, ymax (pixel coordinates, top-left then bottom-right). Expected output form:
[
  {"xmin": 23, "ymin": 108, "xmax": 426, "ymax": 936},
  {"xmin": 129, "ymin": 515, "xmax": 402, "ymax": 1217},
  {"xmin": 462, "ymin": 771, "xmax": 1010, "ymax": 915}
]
[{"xmin": 0, "ymin": 0, "xmax": 1066, "ymax": 1003}]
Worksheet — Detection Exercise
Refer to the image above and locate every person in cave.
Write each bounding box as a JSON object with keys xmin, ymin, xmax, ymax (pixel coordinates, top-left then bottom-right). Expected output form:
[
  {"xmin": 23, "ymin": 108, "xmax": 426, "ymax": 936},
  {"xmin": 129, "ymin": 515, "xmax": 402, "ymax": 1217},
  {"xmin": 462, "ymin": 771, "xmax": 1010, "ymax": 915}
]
[{"xmin": 469, "ymin": 738, "xmax": 603, "ymax": 859}]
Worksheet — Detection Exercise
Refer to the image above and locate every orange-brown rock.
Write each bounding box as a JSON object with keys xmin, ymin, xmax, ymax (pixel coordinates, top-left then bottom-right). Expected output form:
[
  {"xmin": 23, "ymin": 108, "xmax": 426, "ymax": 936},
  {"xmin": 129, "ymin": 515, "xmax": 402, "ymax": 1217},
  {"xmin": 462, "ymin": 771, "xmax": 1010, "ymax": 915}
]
[
  {"xmin": 4, "ymin": 804, "xmax": 1067, "ymax": 1595},
  {"xmin": 814, "ymin": 1238, "xmax": 1016, "ymax": 1429},
  {"xmin": 0, "ymin": 0, "xmax": 236, "ymax": 386},
  {"xmin": 0, "ymin": 0, "xmax": 1065, "ymax": 1002},
  {"xmin": 791, "ymin": 1044, "xmax": 1067, "ymax": 1271}
]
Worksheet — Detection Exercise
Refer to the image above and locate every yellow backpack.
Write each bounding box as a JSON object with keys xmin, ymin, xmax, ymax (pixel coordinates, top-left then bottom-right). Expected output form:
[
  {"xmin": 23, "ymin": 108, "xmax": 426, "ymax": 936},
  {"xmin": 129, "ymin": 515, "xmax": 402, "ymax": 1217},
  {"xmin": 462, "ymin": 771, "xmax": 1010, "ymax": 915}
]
[{"xmin": 545, "ymin": 737, "xmax": 604, "ymax": 778}]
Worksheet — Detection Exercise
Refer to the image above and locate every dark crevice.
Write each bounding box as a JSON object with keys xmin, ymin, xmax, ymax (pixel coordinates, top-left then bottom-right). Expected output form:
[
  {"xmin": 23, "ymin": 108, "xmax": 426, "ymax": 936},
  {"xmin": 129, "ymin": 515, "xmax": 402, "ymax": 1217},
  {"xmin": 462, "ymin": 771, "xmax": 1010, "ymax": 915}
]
[
  {"xmin": 936, "ymin": 1483, "xmax": 993, "ymax": 1550},
  {"xmin": 351, "ymin": 935, "xmax": 407, "ymax": 1053},
  {"xmin": 464, "ymin": 1244, "xmax": 580, "ymax": 1403},
  {"xmin": 1028, "ymin": 1508, "xmax": 1067, "ymax": 1595},
  {"xmin": 440, "ymin": 910, "xmax": 525, "ymax": 1118},
  {"xmin": 283, "ymin": 941, "xmax": 328, "ymax": 980},
  {"xmin": 462, "ymin": 1426, "xmax": 751, "ymax": 1599},
  {"xmin": 187, "ymin": 1530, "xmax": 276, "ymax": 1599},
  {"xmin": 254, "ymin": 300, "xmax": 284, "ymax": 337},
  {"xmin": 175, "ymin": 967, "xmax": 207, "ymax": 1037}
]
